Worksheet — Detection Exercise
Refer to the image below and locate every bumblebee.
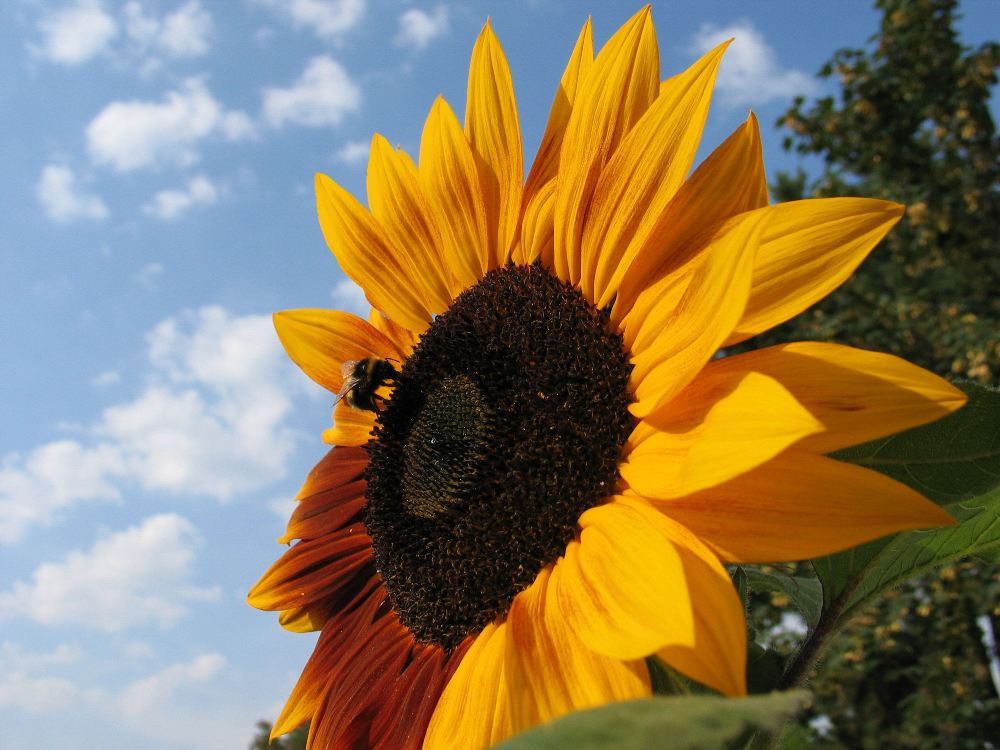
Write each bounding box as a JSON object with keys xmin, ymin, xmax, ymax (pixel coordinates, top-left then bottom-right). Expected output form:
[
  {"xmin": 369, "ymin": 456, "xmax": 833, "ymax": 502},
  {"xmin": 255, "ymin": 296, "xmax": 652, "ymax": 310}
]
[{"xmin": 337, "ymin": 357, "xmax": 399, "ymax": 412}]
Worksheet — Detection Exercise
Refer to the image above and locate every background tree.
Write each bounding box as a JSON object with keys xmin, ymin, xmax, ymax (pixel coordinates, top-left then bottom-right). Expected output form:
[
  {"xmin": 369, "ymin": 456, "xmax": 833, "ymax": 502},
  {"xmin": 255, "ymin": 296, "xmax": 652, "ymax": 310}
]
[
  {"xmin": 756, "ymin": 0, "xmax": 999, "ymax": 382},
  {"xmin": 248, "ymin": 721, "xmax": 307, "ymax": 750},
  {"xmin": 756, "ymin": 0, "xmax": 1000, "ymax": 745}
]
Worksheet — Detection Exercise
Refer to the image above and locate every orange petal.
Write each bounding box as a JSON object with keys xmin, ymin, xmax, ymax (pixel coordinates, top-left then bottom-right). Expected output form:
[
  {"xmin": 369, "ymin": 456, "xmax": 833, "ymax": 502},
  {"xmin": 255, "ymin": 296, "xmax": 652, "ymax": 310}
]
[
  {"xmin": 273, "ymin": 309, "xmax": 401, "ymax": 394},
  {"xmin": 622, "ymin": 369, "xmax": 824, "ymax": 498},
  {"xmin": 725, "ymin": 198, "xmax": 905, "ymax": 345},
  {"xmin": 694, "ymin": 341, "xmax": 968, "ymax": 453},
  {"xmin": 322, "ymin": 400, "xmax": 376, "ymax": 447},
  {"xmin": 419, "ymin": 97, "xmax": 490, "ymax": 295},
  {"xmin": 626, "ymin": 208, "xmax": 767, "ymax": 417},
  {"xmin": 553, "ymin": 7, "xmax": 659, "ymax": 285},
  {"xmin": 504, "ymin": 566, "xmax": 651, "ymax": 735},
  {"xmin": 583, "ymin": 41, "xmax": 729, "ymax": 305},
  {"xmin": 646, "ymin": 450, "xmax": 956, "ymax": 563},
  {"xmin": 316, "ymin": 173, "xmax": 433, "ymax": 334},
  {"xmin": 522, "ymin": 18, "xmax": 593, "ymax": 210},
  {"xmin": 367, "ymin": 135, "xmax": 454, "ymax": 312},
  {"xmin": 368, "ymin": 308, "xmax": 417, "ymax": 360},
  {"xmin": 424, "ymin": 622, "xmax": 514, "ymax": 750},
  {"xmin": 466, "ymin": 21, "xmax": 523, "ymax": 267},
  {"xmin": 613, "ymin": 113, "xmax": 768, "ymax": 324}
]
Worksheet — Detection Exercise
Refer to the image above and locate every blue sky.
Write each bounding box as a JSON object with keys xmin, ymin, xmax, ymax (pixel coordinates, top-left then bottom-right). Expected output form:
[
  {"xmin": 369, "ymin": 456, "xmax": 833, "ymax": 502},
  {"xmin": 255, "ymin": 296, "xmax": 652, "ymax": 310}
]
[{"xmin": 2, "ymin": 1, "xmax": 997, "ymax": 748}]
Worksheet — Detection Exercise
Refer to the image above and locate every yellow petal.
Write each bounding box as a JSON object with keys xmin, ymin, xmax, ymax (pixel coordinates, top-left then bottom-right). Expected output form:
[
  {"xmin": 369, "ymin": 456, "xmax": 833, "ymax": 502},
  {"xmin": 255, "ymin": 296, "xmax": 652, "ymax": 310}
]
[
  {"xmin": 626, "ymin": 209, "xmax": 767, "ymax": 416},
  {"xmin": 505, "ymin": 566, "xmax": 651, "ymax": 735},
  {"xmin": 515, "ymin": 179, "xmax": 556, "ymax": 266},
  {"xmin": 613, "ymin": 113, "xmax": 768, "ymax": 324},
  {"xmin": 522, "ymin": 18, "xmax": 593, "ymax": 210},
  {"xmin": 696, "ymin": 341, "xmax": 968, "ymax": 454},
  {"xmin": 367, "ymin": 134, "xmax": 454, "ymax": 312},
  {"xmin": 625, "ymin": 498, "xmax": 746, "ymax": 697},
  {"xmin": 553, "ymin": 501, "xmax": 693, "ymax": 660},
  {"xmin": 272, "ymin": 309, "xmax": 400, "ymax": 393},
  {"xmin": 322, "ymin": 400, "xmax": 376, "ymax": 447},
  {"xmin": 725, "ymin": 198, "xmax": 905, "ymax": 345},
  {"xmin": 553, "ymin": 7, "xmax": 659, "ymax": 285},
  {"xmin": 583, "ymin": 41, "xmax": 729, "ymax": 305},
  {"xmin": 294, "ymin": 446, "xmax": 367, "ymax": 501},
  {"xmin": 646, "ymin": 450, "xmax": 956, "ymax": 563},
  {"xmin": 315, "ymin": 174, "xmax": 432, "ymax": 334},
  {"xmin": 419, "ymin": 96, "xmax": 490, "ymax": 294},
  {"xmin": 278, "ymin": 603, "xmax": 328, "ymax": 633},
  {"xmin": 466, "ymin": 21, "xmax": 523, "ymax": 267},
  {"xmin": 368, "ymin": 308, "xmax": 417, "ymax": 360},
  {"xmin": 621, "ymin": 371, "xmax": 824, "ymax": 499},
  {"xmin": 424, "ymin": 623, "xmax": 513, "ymax": 750}
]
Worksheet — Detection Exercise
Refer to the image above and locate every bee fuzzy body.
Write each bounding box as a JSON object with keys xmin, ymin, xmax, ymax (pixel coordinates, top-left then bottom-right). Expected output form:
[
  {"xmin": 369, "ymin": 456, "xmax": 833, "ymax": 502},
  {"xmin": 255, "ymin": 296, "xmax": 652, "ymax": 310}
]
[{"xmin": 339, "ymin": 357, "xmax": 399, "ymax": 412}]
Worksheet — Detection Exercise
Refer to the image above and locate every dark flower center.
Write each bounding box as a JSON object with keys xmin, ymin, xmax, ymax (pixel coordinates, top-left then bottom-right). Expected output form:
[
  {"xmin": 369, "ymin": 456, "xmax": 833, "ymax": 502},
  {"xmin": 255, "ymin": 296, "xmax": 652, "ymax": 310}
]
[{"xmin": 364, "ymin": 263, "xmax": 633, "ymax": 649}]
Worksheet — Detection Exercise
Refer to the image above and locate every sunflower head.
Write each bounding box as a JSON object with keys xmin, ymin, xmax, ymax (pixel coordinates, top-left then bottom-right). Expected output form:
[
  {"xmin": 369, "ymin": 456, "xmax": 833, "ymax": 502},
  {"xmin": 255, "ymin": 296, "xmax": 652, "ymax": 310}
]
[{"xmin": 251, "ymin": 8, "xmax": 964, "ymax": 749}]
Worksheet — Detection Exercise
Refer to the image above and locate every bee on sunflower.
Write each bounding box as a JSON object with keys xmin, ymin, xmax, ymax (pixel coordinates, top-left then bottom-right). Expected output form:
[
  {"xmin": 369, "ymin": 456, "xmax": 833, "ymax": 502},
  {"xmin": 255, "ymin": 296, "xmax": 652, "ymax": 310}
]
[{"xmin": 249, "ymin": 8, "xmax": 964, "ymax": 749}]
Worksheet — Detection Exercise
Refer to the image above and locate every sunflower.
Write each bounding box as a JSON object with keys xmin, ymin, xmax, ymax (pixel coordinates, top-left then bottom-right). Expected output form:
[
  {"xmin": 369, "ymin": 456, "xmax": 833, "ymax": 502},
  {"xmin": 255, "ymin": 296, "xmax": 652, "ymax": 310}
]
[{"xmin": 249, "ymin": 9, "xmax": 965, "ymax": 750}]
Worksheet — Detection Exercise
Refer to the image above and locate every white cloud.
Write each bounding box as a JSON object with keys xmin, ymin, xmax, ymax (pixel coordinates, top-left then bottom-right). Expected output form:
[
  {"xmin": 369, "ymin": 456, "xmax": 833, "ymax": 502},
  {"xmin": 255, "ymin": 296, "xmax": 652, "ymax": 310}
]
[
  {"xmin": 0, "ymin": 306, "xmax": 309, "ymax": 543},
  {"xmin": 691, "ymin": 21, "xmax": 817, "ymax": 108},
  {"xmin": 0, "ymin": 440, "xmax": 125, "ymax": 544},
  {"xmin": 263, "ymin": 55, "xmax": 361, "ymax": 128},
  {"xmin": 0, "ymin": 514, "xmax": 218, "ymax": 630},
  {"xmin": 37, "ymin": 0, "xmax": 118, "ymax": 65},
  {"xmin": 92, "ymin": 370, "xmax": 123, "ymax": 387},
  {"xmin": 142, "ymin": 175, "xmax": 218, "ymax": 220},
  {"xmin": 330, "ymin": 277, "xmax": 369, "ymax": 316},
  {"xmin": 257, "ymin": 0, "xmax": 365, "ymax": 40},
  {"xmin": 36, "ymin": 165, "xmax": 109, "ymax": 223},
  {"xmin": 133, "ymin": 261, "xmax": 165, "ymax": 288},
  {"xmin": 86, "ymin": 79, "xmax": 252, "ymax": 171},
  {"xmin": 335, "ymin": 139, "xmax": 369, "ymax": 165},
  {"xmin": 120, "ymin": 652, "xmax": 226, "ymax": 715},
  {"xmin": 123, "ymin": 1, "xmax": 212, "ymax": 58},
  {"xmin": 395, "ymin": 5, "xmax": 449, "ymax": 51}
]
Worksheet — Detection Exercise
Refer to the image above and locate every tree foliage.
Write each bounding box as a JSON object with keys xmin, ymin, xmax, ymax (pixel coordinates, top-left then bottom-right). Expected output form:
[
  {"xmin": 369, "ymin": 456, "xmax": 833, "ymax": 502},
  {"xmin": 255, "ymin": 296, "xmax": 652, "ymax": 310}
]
[
  {"xmin": 759, "ymin": 0, "xmax": 1000, "ymax": 745},
  {"xmin": 759, "ymin": 0, "xmax": 999, "ymax": 383}
]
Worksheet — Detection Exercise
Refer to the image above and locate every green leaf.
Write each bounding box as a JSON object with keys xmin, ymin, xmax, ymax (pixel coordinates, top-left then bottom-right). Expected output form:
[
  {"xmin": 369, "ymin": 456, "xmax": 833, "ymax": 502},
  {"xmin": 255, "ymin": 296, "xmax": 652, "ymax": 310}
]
[
  {"xmin": 743, "ymin": 569, "xmax": 823, "ymax": 630},
  {"xmin": 493, "ymin": 692, "xmax": 810, "ymax": 750},
  {"xmin": 830, "ymin": 382, "xmax": 1000, "ymax": 506},
  {"xmin": 746, "ymin": 644, "xmax": 787, "ymax": 695},
  {"xmin": 815, "ymin": 382, "xmax": 1000, "ymax": 611},
  {"xmin": 831, "ymin": 487, "xmax": 1000, "ymax": 620}
]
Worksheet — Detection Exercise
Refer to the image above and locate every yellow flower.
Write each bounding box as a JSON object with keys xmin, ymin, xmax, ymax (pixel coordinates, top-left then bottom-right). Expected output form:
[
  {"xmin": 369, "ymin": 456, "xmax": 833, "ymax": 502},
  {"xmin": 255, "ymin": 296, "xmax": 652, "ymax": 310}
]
[{"xmin": 249, "ymin": 9, "xmax": 964, "ymax": 749}]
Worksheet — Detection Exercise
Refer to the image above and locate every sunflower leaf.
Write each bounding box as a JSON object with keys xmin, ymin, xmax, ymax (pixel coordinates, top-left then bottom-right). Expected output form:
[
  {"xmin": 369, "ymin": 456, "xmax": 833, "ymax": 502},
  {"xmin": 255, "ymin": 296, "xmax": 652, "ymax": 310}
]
[
  {"xmin": 818, "ymin": 487, "xmax": 1000, "ymax": 619},
  {"xmin": 830, "ymin": 381, "xmax": 1000, "ymax": 506},
  {"xmin": 493, "ymin": 691, "xmax": 810, "ymax": 750},
  {"xmin": 814, "ymin": 381, "xmax": 1000, "ymax": 612}
]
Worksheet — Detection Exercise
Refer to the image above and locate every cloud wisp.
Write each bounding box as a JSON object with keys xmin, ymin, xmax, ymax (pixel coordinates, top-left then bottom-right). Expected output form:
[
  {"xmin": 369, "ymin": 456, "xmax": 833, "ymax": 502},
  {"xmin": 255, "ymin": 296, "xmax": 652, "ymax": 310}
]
[
  {"xmin": 35, "ymin": 0, "xmax": 118, "ymax": 66},
  {"xmin": 0, "ymin": 306, "xmax": 313, "ymax": 544},
  {"xmin": 257, "ymin": 0, "xmax": 365, "ymax": 41},
  {"xmin": 142, "ymin": 175, "xmax": 218, "ymax": 220},
  {"xmin": 36, "ymin": 165, "xmax": 109, "ymax": 223},
  {"xmin": 691, "ymin": 20, "xmax": 817, "ymax": 109},
  {"xmin": 0, "ymin": 513, "xmax": 219, "ymax": 631},
  {"xmin": 86, "ymin": 79, "xmax": 253, "ymax": 172},
  {"xmin": 263, "ymin": 55, "xmax": 361, "ymax": 128},
  {"xmin": 395, "ymin": 5, "xmax": 449, "ymax": 51}
]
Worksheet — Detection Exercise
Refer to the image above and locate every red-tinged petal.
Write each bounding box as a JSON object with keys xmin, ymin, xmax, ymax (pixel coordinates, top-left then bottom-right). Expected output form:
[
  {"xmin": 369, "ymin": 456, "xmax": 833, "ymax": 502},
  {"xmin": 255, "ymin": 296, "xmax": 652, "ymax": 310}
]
[
  {"xmin": 295, "ymin": 446, "xmax": 368, "ymax": 501},
  {"xmin": 248, "ymin": 524, "xmax": 373, "ymax": 611},
  {"xmin": 279, "ymin": 480, "xmax": 366, "ymax": 544}
]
